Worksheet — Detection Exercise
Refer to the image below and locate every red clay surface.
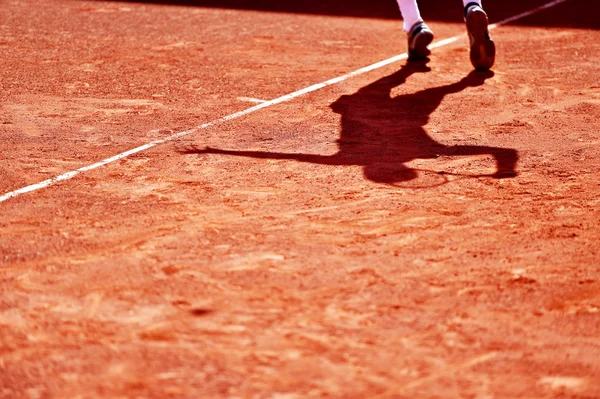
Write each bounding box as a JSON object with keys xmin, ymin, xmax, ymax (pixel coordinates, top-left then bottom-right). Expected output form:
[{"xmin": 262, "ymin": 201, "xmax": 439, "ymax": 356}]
[{"xmin": 1, "ymin": 0, "xmax": 600, "ymax": 398}]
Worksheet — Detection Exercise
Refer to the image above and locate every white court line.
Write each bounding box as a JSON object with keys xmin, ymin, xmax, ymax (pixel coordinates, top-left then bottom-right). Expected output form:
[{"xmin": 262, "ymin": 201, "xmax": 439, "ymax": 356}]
[{"xmin": 0, "ymin": 0, "xmax": 572, "ymax": 204}]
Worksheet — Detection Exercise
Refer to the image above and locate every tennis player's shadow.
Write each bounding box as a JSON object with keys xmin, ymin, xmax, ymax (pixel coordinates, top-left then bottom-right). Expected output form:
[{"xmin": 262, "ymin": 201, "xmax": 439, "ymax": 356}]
[{"xmin": 181, "ymin": 62, "xmax": 518, "ymax": 185}]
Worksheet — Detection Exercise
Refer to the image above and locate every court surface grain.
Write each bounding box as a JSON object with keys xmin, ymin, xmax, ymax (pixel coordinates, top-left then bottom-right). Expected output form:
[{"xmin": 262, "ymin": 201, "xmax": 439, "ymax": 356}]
[{"xmin": 1, "ymin": 0, "xmax": 599, "ymax": 398}]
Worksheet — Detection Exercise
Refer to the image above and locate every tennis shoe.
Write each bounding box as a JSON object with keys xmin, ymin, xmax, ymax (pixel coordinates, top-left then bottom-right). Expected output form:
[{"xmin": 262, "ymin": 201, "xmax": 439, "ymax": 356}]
[
  {"xmin": 407, "ymin": 21, "xmax": 434, "ymax": 60},
  {"xmin": 465, "ymin": 4, "xmax": 495, "ymax": 70}
]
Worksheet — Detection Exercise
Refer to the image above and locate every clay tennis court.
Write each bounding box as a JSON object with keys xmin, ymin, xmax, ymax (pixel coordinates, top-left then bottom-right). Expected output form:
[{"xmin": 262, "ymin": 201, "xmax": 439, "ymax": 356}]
[{"xmin": 1, "ymin": 0, "xmax": 600, "ymax": 397}]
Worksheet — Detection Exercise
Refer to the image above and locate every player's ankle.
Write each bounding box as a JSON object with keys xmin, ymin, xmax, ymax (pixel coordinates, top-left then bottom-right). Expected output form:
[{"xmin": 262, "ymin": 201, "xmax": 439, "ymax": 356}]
[{"xmin": 464, "ymin": 2, "xmax": 483, "ymax": 18}]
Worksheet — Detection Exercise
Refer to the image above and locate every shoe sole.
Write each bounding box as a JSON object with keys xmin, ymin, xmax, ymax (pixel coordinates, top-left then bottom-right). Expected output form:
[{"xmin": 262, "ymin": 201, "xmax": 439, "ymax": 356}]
[
  {"xmin": 466, "ymin": 9, "xmax": 495, "ymax": 70},
  {"xmin": 409, "ymin": 30, "xmax": 434, "ymax": 60}
]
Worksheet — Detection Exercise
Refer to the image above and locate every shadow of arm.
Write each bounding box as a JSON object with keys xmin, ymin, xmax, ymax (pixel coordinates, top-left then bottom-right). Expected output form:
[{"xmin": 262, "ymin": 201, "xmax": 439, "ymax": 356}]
[
  {"xmin": 180, "ymin": 146, "xmax": 346, "ymax": 166},
  {"xmin": 447, "ymin": 145, "xmax": 519, "ymax": 178}
]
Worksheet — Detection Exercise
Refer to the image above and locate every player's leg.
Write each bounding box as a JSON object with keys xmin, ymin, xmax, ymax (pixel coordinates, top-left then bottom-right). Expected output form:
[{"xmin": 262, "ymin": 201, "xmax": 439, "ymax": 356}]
[
  {"xmin": 396, "ymin": 0, "xmax": 434, "ymax": 60},
  {"xmin": 463, "ymin": 0, "xmax": 495, "ymax": 69}
]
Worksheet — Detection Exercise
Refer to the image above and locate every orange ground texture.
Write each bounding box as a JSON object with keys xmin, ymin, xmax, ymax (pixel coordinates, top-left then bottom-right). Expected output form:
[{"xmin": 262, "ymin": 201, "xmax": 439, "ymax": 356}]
[{"xmin": 1, "ymin": 0, "xmax": 600, "ymax": 398}]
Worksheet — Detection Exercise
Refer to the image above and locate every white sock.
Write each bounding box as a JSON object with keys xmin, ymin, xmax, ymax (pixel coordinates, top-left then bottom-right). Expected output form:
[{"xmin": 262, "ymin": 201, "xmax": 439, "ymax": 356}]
[
  {"xmin": 463, "ymin": 0, "xmax": 482, "ymax": 9},
  {"xmin": 396, "ymin": 0, "xmax": 423, "ymax": 32}
]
